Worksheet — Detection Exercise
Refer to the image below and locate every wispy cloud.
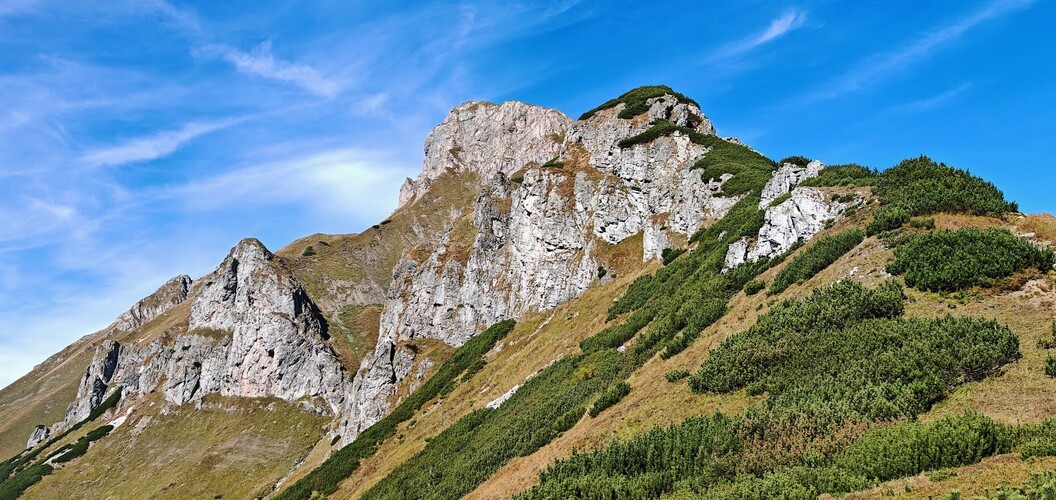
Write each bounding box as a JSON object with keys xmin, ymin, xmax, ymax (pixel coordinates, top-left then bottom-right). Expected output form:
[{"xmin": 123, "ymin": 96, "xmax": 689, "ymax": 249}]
[
  {"xmin": 201, "ymin": 42, "xmax": 346, "ymax": 98},
  {"xmin": 80, "ymin": 119, "xmax": 235, "ymax": 168},
  {"xmin": 890, "ymin": 83, "xmax": 975, "ymax": 114},
  {"xmin": 802, "ymin": 0, "xmax": 1034, "ymax": 102},
  {"xmin": 169, "ymin": 148, "xmax": 409, "ymax": 219},
  {"xmin": 709, "ymin": 9, "xmax": 807, "ymax": 62}
]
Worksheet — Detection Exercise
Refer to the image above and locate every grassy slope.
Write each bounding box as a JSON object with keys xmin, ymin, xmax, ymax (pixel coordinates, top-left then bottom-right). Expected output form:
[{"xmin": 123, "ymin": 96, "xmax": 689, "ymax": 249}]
[{"xmin": 22, "ymin": 394, "xmax": 327, "ymax": 500}]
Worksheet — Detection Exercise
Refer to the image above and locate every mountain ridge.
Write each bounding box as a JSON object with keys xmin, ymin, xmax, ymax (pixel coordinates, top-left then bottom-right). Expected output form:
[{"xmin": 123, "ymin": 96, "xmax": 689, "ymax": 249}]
[{"xmin": 3, "ymin": 85, "xmax": 1055, "ymax": 499}]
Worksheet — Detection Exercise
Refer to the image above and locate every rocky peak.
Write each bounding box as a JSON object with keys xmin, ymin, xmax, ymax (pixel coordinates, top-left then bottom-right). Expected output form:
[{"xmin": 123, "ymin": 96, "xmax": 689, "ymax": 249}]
[
  {"xmin": 398, "ymin": 100, "xmax": 572, "ymax": 207},
  {"xmin": 110, "ymin": 274, "xmax": 192, "ymax": 332}
]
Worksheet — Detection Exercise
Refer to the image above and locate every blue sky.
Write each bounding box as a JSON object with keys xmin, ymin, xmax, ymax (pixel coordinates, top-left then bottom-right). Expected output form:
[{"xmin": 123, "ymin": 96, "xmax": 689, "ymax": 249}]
[{"xmin": 1, "ymin": 0, "xmax": 1053, "ymax": 387}]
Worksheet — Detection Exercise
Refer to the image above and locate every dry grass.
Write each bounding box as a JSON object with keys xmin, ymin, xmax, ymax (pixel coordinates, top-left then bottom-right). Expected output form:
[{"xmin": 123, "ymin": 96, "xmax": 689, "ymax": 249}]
[
  {"xmin": 839, "ymin": 454, "xmax": 1056, "ymax": 499},
  {"xmin": 24, "ymin": 393, "xmax": 328, "ymax": 500}
]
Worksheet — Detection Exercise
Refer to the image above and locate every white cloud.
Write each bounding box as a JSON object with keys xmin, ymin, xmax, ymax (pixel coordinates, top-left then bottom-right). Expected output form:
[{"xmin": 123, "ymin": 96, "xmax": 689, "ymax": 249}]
[
  {"xmin": 709, "ymin": 9, "xmax": 807, "ymax": 62},
  {"xmin": 890, "ymin": 83, "xmax": 975, "ymax": 114},
  {"xmin": 803, "ymin": 0, "xmax": 1033, "ymax": 102},
  {"xmin": 169, "ymin": 148, "xmax": 410, "ymax": 219},
  {"xmin": 80, "ymin": 119, "xmax": 234, "ymax": 168},
  {"xmin": 208, "ymin": 42, "xmax": 345, "ymax": 98}
]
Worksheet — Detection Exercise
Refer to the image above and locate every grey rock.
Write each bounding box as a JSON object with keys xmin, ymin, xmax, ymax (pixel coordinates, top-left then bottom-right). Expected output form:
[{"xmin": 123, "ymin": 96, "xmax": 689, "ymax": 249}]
[{"xmin": 110, "ymin": 275, "xmax": 192, "ymax": 332}]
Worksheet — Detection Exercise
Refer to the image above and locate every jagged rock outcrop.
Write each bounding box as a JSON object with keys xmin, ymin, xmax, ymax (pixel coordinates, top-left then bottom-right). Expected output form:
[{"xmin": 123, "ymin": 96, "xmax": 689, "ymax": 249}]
[
  {"xmin": 399, "ymin": 101, "xmax": 571, "ymax": 207},
  {"xmin": 343, "ymin": 94, "xmax": 740, "ymax": 441},
  {"xmin": 725, "ymin": 187, "xmax": 848, "ymax": 268},
  {"xmin": 759, "ymin": 161, "xmax": 823, "ymax": 208},
  {"xmin": 26, "ymin": 425, "xmax": 48, "ymax": 449},
  {"xmin": 31, "ymin": 239, "xmax": 352, "ymax": 448},
  {"xmin": 110, "ymin": 275, "xmax": 192, "ymax": 331}
]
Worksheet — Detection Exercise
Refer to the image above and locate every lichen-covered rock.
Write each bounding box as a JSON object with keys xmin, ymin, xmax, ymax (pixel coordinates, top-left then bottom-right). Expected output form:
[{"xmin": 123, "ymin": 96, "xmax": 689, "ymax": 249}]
[{"xmin": 26, "ymin": 424, "xmax": 49, "ymax": 449}]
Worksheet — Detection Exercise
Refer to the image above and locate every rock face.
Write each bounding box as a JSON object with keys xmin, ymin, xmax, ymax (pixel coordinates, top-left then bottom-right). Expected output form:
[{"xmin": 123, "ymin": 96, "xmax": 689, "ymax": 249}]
[
  {"xmin": 110, "ymin": 275, "xmax": 192, "ymax": 332},
  {"xmin": 32, "ymin": 239, "xmax": 351, "ymax": 446},
  {"xmin": 398, "ymin": 101, "xmax": 571, "ymax": 207},
  {"xmin": 342, "ymin": 95, "xmax": 740, "ymax": 441},
  {"xmin": 725, "ymin": 187, "xmax": 848, "ymax": 268}
]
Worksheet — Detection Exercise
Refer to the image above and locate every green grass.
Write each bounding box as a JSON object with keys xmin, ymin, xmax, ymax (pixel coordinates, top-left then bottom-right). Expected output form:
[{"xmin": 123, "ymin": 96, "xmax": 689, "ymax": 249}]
[
  {"xmin": 886, "ymin": 228, "xmax": 1054, "ymax": 292},
  {"xmin": 579, "ymin": 85, "xmax": 699, "ymax": 120},
  {"xmin": 768, "ymin": 229, "xmax": 864, "ymax": 295},
  {"xmin": 275, "ymin": 320, "xmax": 516, "ymax": 499},
  {"xmin": 779, "ymin": 155, "xmax": 812, "ymax": 167}
]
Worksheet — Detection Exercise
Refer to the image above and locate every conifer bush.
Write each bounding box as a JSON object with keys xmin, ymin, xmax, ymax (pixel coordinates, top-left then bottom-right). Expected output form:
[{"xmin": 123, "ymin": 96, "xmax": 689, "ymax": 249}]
[
  {"xmin": 887, "ymin": 228, "xmax": 1054, "ymax": 292},
  {"xmin": 769, "ymin": 229, "xmax": 864, "ymax": 294},
  {"xmin": 800, "ymin": 164, "xmax": 878, "ymax": 187}
]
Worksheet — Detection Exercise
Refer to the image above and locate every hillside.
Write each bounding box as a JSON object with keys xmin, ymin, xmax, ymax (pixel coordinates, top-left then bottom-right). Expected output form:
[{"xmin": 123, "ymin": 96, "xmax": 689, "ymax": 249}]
[{"xmin": 2, "ymin": 86, "xmax": 1055, "ymax": 499}]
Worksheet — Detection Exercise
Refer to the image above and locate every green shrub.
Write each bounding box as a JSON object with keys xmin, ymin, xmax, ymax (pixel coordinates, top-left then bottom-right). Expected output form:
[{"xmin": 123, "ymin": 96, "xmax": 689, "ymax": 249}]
[
  {"xmin": 837, "ymin": 413, "xmax": 1016, "ymax": 481},
  {"xmin": 661, "ymin": 248, "xmax": 685, "ymax": 266},
  {"xmin": 779, "ymin": 155, "xmax": 812, "ymax": 167},
  {"xmin": 590, "ymin": 381, "xmax": 631, "ymax": 417},
  {"xmin": 540, "ymin": 156, "xmax": 564, "ymax": 168},
  {"xmin": 886, "ymin": 228, "xmax": 1054, "ymax": 292},
  {"xmin": 866, "ymin": 206, "xmax": 911, "ymax": 236},
  {"xmin": 275, "ymin": 320, "xmax": 515, "ymax": 499},
  {"xmin": 744, "ymin": 279, "xmax": 766, "ymax": 296},
  {"xmin": 800, "ymin": 164, "xmax": 878, "ymax": 187},
  {"xmin": 693, "ymin": 141, "xmax": 776, "ymax": 197},
  {"xmin": 1047, "ymin": 355, "xmax": 1056, "ymax": 378},
  {"xmin": 597, "ymin": 266, "xmax": 607, "ymax": 279},
  {"xmin": 0, "ymin": 463, "xmax": 53, "ymax": 500},
  {"xmin": 665, "ymin": 370, "xmax": 690, "ymax": 382},
  {"xmin": 908, "ymin": 217, "xmax": 935, "ymax": 229},
  {"xmin": 769, "ymin": 229, "xmax": 864, "ymax": 295},
  {"xmin": 768, "ymin": 192, "xmax": 792, "ymax": 208},
  {"xmin": 52, "ymin": 425, "xmax": 114, "ymax": 464},
  {"xmin": 874, "ymin": 156, "xmax": 1016, "ymax": 217},
  {"xmin": 580, "ymin": 85, "xmax": 699, "ymax": 120},
  {"xmin": 302, "ymin": 246, "xmax": 315, "ymax": 256},
  {"xmin": 511, "ymin": 175, "xmax": 524, "ymax": 184}
]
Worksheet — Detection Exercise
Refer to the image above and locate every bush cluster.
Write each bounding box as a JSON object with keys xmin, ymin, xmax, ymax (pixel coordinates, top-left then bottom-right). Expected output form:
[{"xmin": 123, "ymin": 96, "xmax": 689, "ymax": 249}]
[
  {"xmin": 779, "ymin": 155, "xmax": 812, "ymax": 167},
  {"xmin": 768, "ymin": 229, "xmax": 864, "ymax": 295},
  {"xmin": 589, "ymin": 381, "xmax": 631, "ymax": 417},
  {"xmin": 693, "ymin": 139, "xmax": 776, "ymax": 197},
  {"xmin": 886, "ymin": 228, "xmax": 1054, "ymax": 292},
  {"xmin": 744, "ymin": 279, "xmax": 766, "ymax": 296},
  {"xmin": 661, "ymin": 248, "xmax": 685, "ymax": 266},
  {"xmin": 579, "ymin": 85, "xmax": 699, "ymax": 120},
  {"xmin": 800, "ymin": 164, "xmax": 878, "ymax": 187},
  {"xmin": 691, "ymin": 280, "xmax": 1019, "ymax": 422}
]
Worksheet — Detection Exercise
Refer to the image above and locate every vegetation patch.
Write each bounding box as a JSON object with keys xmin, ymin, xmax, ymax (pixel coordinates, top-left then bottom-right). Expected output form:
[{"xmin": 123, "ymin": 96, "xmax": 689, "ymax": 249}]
[
  {"xmin": 692, "ymin": 280, "xmax": 1018, "ymax": 422},
  {"xmin": 800, "ymin": 164, "xmax": 878, "ymax": 187},
  {"xmin": 589, "ymin": 381, "xmax": 631, "ymax": 418},
  {"xmin": 886, "ymin": 228, "xmax": 1054, "ymax": 292},
  {"xmin": 744, "ymin": 279, "xmax": 766, "ymax": 296},
  {"xmin": 579, "ymin": 85, "xmax": 699, "ymax": 120},
  {"xmin": 692, "ymin": 139, "xmax": 776, "ymax": 197},
  {"xmin": 275, "ymin": 320, "xmax": 516, "ymax": 499},
  {"xmin": 768, "ymin": 229, "xmax": 864, "ymax": 295},
  {"xmin": 779, "ymin": 155, "xmax": 812, "ymax": 167},
  {"xmin": 865, "ymin": 156, "xmax": 1016, "ymax": 235},
  {"xmin": 521, "ymin": 280, "xmax": 1026, "ymax": 498},
  {"xmin": 660, "ymin": 248, "xmax": 685, "ymax": 266}
]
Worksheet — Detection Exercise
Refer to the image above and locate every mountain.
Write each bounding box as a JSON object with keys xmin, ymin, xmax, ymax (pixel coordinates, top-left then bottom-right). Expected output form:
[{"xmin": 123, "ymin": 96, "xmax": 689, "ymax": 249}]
[{"xmin": 2, "ymin": 85, "xmax": 1056, "ymax": 499}]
